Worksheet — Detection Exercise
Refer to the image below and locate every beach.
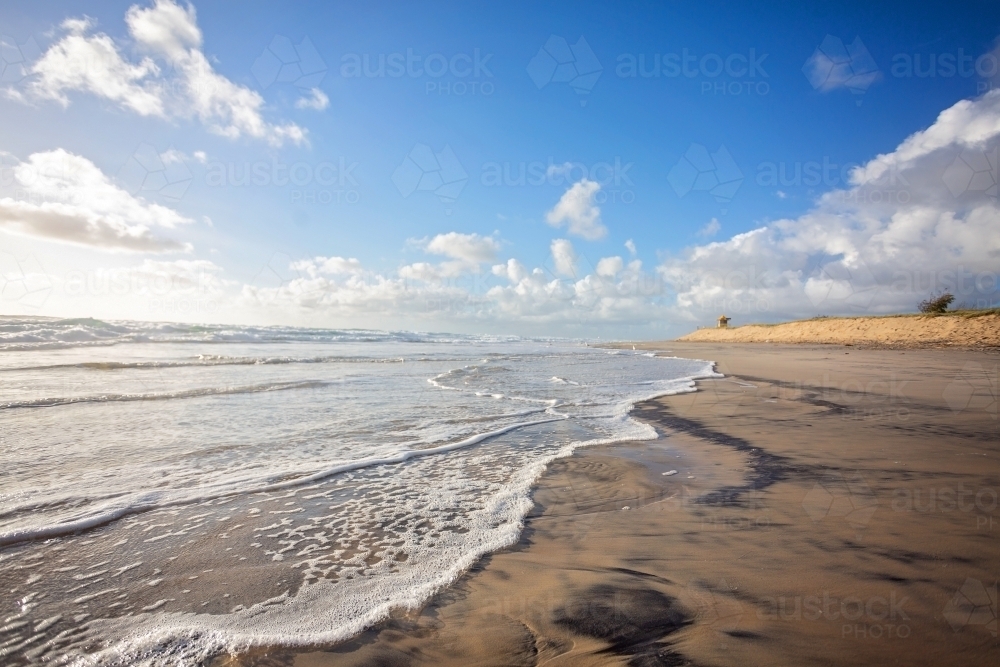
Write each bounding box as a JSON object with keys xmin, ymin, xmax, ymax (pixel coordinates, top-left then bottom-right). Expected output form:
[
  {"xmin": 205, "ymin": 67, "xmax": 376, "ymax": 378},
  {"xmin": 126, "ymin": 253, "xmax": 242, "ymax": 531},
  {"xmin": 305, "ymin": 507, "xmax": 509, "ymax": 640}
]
[
  {"xmin": 286, "ymin": 342, "xmax": 999, "ymax": 666},
  {"xmin": 0, "ymin": 318, "xmax": 718, "ymax": 665}
]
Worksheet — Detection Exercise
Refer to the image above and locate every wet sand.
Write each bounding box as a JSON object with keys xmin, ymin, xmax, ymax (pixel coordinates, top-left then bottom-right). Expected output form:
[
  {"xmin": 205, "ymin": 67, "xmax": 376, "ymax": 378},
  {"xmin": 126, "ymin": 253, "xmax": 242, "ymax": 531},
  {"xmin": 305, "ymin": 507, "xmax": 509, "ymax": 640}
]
[{"xmin": 238, "ymin": 343, "xmax": 998, "ymax": 666}]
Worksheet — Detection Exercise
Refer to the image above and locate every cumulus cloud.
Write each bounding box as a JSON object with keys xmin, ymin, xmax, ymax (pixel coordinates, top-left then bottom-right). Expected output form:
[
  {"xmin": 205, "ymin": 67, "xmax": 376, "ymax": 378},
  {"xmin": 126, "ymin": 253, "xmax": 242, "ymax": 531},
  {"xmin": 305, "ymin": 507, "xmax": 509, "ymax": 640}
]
[
  {"xmin": 487, "ymin": 254, "xmax": 654, "ymax": 323},
  {"xmin": 492, "ymin": 258, "xmax": 529, "ymax": 283},
  {"xmin": 59, "ymin": 89, "xmax": 994, "ymax": 334},
  {"xmin": 546, "ymin": 178, "xmax": 607, "ymax": 240},
  {"xmin": 295, "ymin": 87, "xmax": 329, "ymax": 110},
  {"xmin": 241, "ymin": 260, "xmax": 479, "ymax": 318},
  {"xmin": 850, "ymin": 91, "xmax": 1000, "ymax": 186},
  {"xmin": 659, "ymin": 89, "xmax": 1000, "ymax": 321},
  {"xmin": 596, "ymin": 256, "xmax": 624, "ymax": 277},
  {"xmin": 291, "ymin": 256, "xmax": 363, "ymax": 277},
  {"xmin": 424, "ymin": 232, "xmax": 499, "ymax": 263},
  {"xmin": 0, "ymin": 149, "xmax": 192, "ymax": 252},
  {"xmin": 550, "ymin": 238, "xmax": 577, "ymax": 277},
  {"xmin": 402, "ymin": 232, "xmax": 500, "ymax": 281},
  {"xmin": 26, "ymin": 0, "xmax": 305, "ymax": 146},
  {"xmin": 624, "ymin": 239, "xmax": 637, "ymax": 256},
  {"xmin": 234, "ymin": 241, "xmax": 663, "ymax": 329}
]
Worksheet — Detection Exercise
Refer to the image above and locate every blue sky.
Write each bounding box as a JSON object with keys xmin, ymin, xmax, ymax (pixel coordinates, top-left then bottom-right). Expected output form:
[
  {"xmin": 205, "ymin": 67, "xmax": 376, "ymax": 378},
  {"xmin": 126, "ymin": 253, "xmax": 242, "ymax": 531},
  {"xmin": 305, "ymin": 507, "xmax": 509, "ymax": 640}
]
[{"xmin": 1, "ymin": 0, "xmax": 998, "ymax": 337}]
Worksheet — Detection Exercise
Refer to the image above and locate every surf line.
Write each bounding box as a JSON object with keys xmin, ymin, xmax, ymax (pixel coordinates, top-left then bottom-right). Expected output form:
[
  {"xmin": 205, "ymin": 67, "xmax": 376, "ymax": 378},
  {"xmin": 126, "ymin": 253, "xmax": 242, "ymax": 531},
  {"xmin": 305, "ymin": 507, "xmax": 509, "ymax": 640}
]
[{"xmin": 0, "ymin": 415, "xmax": 567, "ymax": 549}]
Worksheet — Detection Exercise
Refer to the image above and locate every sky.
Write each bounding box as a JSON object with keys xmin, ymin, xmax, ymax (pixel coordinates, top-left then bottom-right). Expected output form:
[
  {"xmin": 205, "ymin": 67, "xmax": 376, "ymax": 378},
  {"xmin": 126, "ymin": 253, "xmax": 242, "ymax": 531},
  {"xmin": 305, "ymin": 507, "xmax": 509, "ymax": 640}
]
[{"xmin": 0, "ymin": 0, "xmax": 998, "ymax": 338}]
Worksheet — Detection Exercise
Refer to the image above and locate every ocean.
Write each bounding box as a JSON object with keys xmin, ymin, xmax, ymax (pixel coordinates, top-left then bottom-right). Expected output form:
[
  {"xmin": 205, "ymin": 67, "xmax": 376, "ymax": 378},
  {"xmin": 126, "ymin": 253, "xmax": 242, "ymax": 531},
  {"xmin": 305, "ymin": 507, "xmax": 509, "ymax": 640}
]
[{"xmin": 0, "ymin": 316, "xmax": 717, "ymax": 665}]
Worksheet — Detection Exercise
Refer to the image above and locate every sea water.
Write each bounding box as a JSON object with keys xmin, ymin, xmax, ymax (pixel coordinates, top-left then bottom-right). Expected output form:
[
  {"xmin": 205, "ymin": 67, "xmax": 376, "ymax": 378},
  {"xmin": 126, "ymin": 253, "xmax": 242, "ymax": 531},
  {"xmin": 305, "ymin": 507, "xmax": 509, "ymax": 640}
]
[{"xmin": 0, "ymin": 316, "xmax": 717, "ymax": 665}]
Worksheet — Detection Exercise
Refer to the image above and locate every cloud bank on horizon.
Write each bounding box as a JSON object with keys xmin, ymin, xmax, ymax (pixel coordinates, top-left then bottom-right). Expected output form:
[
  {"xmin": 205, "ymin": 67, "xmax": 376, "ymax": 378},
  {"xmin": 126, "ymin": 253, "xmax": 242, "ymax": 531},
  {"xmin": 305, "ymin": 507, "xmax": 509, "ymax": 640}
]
[{"xmin": 0, "ymin": 0, "xmax": 997, "ymax": 335}]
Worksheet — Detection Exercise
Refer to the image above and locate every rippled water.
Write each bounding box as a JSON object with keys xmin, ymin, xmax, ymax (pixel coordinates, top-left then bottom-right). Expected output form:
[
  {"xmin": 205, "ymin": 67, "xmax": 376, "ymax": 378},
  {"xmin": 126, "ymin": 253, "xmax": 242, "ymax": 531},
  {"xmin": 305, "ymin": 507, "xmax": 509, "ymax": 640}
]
[{"xmin": 0, "ymin": 316, "xmax": 717, "ymax": 665}]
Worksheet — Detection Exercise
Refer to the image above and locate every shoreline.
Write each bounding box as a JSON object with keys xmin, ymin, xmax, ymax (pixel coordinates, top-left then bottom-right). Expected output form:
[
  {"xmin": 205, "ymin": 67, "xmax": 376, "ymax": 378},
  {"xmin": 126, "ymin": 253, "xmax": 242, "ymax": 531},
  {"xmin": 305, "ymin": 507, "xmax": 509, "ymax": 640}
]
[{"xmin": 245, "ymin": 342, "xmax": 998, "ymax": 666}]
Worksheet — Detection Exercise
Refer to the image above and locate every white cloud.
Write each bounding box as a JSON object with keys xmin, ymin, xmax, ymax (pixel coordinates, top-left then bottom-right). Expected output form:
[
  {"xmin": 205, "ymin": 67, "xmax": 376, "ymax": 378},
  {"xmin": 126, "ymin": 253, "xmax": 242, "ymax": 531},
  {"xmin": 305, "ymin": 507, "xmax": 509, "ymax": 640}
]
[
  {"xmin": 545, "ymin": 178, "xmax": 607, "ymax": 240},
  {"xmin": 401, "ymin": 232, "xmax": 500, "ymax": 281},
  {"xmin": 487, "ymin": 255, "xmax": 654, "ymax": 323},
  {"xmin": 184, "ymin": 243, "xmax": 666, "ymax": 331},
  {"xmin": 295, "ymin": 87, "xmax": 329, "ymax": 111},
  {"xmin": 659, "ymin": 90, "xmax": 1000, "ymax": 320},
  {"xmin": 850, "ymin": 90, "xmax": 1000, "ymax": 186},
  {"xmin": 240, "ymin": 265, "xmax": 477, "ymax": 318},
  {"xmin": 595, "ymin": 256, "xmax": 623, "ymax": 277},
  {"xmin": 398, "ymin": 262, "xmax": 444, "ymax": 282},
  {"xmin": 37, "ymin": 90, "xmax": 998, "ymax": 335},
  {"xmin": 29, "ymin": 18, "xmax": 165, "ymax": 115},
  {"xmin": 0, "ymin": 149, "xmax": 192, "ymax": 252},
  {"xmin": 624, "ymin": 239, "xmax": 637, "ymax": 256},
  {"xmin": 697, "ymin": 218, "xmax": 721, "ymax": 237},
  {"xmin": 424, "ymin": 232, "xmax": 499, "ymax": 263},
  {"xmin": 550, "ymin": 238, "xmax": 577, "ymax": 277},
  {"xmin": 291, "ymin": 256, "xmax": 363, "ymax": 277},
  {"xmin": 492, "ymin": 258, "xmax": 529, "ymax": 283},
  {"xmin": 125, "ymin": 0, "xmax": 201, "ymax": 60},
  {"xmin": 27, "ymin": 0, "xmax": 306, "ymax": 146}
]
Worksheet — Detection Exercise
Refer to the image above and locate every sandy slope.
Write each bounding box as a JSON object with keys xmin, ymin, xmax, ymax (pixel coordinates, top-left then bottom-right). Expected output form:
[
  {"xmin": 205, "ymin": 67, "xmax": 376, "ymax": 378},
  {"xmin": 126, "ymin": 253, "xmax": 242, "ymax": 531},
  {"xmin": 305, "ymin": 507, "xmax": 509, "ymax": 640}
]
[{"xmin": 678, "ymin": 312, "xmax": 1000, "ymax": 348}]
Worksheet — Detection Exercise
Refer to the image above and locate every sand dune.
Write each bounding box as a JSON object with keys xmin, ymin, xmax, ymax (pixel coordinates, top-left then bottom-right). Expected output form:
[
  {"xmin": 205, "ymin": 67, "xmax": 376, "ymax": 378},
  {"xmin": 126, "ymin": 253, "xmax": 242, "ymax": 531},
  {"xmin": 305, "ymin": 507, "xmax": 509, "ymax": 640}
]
[{"xmin": 678, "ymin": 312, "xmax": 1000, "ymax": 348}]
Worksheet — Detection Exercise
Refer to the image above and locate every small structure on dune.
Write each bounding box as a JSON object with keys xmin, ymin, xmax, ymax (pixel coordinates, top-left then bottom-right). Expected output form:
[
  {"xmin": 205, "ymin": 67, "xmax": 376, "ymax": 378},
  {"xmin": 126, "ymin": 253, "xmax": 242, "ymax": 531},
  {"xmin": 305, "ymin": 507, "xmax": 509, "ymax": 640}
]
[{"xmin": 717, "ymin": 315, "xmax": 731, "ymax": 329}]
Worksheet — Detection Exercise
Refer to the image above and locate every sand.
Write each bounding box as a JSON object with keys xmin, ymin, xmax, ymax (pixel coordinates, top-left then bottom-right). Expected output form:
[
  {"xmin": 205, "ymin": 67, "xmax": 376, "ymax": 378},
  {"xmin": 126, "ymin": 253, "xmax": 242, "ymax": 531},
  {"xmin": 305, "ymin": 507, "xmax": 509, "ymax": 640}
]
[
  {"xmin": 230, "ymin": 343, "xmax": 998, "ymax": 667},
  {"xmin": 678, "ymin": 312, "xmax": 1000, "ymax": 348}
]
